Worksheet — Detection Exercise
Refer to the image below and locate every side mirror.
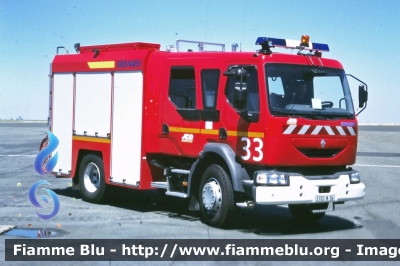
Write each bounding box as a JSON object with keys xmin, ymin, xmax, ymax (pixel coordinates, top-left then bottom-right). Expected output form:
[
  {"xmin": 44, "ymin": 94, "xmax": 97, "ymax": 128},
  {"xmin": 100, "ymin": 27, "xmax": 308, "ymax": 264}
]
[
  {"xmin": 233, "ymin": 82, "xmax": 247, "ymax": 108},
  {"xmin": 358, "ymin": 84, "xmax": 368, "ymax": 108},
  {"xmin": 233, "ymin": 68, "xmax": 248, "ymax": 109},
  {"xmin": 235, "ymin": 68, "xmax": 248, "ymax": 81},
  {"xmin": 346, "ymin": 74, "xmax": 368, "ymax": 116}
]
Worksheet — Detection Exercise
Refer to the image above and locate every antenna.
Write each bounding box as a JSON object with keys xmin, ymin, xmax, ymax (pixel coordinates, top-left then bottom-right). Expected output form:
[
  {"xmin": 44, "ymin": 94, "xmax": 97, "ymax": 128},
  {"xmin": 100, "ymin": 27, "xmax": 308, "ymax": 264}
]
[
  {"xmin": 204, "ymin": 0, "xmax": 209, "ymax": 41},
  {"xmin": 241, "ymin": 0, "xmax": 247, "ymax": 48}
]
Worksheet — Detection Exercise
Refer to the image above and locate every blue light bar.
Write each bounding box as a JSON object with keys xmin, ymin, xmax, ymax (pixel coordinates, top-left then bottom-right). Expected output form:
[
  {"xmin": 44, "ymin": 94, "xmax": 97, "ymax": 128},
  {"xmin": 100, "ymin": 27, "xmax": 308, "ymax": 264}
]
[
  {"xmin": 311, "ymin": 42, "xmax": 330, "ymax": 52},
  {"xmin": 255, "ymin": 37, "xmax": 286, "ymax": 47},
  {"xmin": 256, "ymin": 37, "xmax": 330, "ymax": 52}
]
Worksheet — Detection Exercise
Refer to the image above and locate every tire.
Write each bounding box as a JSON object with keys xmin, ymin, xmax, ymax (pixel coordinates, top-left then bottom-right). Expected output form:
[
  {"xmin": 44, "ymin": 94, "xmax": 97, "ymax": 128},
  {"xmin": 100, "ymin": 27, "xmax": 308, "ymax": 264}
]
[
  {"xmin": 288, "ymin": 203, "xmax": 327, "ymax": 222},
  {"xmin": 79, "ymin": 154, "xmax": 107, "ymax": 203},
  {"xmin": 198, "ymin": 164, "xmax": 235, "ymax": 228}
]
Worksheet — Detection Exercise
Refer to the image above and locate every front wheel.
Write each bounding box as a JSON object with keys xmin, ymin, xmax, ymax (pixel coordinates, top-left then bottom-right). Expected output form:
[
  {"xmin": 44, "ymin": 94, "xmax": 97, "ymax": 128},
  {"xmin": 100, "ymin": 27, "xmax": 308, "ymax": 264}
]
[
  {"xmin": 199, "ymin": 164, "xmax": 235, "ymax": 228},
  {"xmin": 79, "ymin": 154, "xmax": 107, "ymax": 203},
  {"xmin": 288, "ymin": 203, "xmax": 327, "ymax": 222}
]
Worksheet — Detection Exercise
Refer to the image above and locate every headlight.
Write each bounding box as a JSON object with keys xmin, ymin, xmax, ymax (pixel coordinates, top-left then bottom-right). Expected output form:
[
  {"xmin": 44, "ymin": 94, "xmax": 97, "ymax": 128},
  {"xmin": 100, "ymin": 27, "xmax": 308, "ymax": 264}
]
[
  {"xmin": 350, "ymin": 171, "xmax": 360, "ymax": 184},
  {"xmin": 255, "ymin": 172, "xmax": 288, "ymax": 186}
]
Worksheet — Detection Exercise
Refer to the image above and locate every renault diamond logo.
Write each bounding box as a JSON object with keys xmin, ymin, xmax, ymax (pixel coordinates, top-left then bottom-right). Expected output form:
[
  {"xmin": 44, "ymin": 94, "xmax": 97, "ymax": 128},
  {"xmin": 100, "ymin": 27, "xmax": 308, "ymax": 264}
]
[{"xmin": 321, "ymin": 139, "xmax": 326, "ymax": 148}]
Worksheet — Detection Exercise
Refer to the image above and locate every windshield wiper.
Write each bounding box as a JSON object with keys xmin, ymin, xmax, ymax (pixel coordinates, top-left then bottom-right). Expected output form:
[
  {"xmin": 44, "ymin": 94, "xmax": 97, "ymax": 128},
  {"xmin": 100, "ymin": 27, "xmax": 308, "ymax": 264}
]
[{"xmin": 271, "ymin": 108, "xmax": 353, "ymax": 120}]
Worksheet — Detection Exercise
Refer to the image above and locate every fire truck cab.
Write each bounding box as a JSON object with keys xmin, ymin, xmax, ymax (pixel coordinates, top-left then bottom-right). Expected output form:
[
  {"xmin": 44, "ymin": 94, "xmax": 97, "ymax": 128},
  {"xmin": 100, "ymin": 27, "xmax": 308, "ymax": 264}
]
[{"xmin": 46, "ymin": 35, "xmax": 367, "ymax": 228}]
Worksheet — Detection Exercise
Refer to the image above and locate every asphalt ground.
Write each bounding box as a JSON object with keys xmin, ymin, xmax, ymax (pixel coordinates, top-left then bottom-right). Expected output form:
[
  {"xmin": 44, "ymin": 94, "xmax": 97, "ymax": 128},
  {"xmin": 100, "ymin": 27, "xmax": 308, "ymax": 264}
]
[{"xmin": 0, "ymin": 123, "xmax": 399, "ymax": 266}]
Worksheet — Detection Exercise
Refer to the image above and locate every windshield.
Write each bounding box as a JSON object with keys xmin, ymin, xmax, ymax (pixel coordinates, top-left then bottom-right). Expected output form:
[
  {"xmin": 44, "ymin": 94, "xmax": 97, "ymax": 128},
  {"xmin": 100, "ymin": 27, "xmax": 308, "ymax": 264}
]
[{"xmin": 265, "ymin": 64, "xmax": 355, "ymax": 119}]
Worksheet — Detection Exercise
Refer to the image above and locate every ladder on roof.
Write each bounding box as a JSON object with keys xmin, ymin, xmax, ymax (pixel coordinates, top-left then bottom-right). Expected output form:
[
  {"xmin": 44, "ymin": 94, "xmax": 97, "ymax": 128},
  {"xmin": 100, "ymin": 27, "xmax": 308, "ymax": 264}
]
[{"xmin": 175, "ymin": 39, "xmax": 225, "ymax": 52}]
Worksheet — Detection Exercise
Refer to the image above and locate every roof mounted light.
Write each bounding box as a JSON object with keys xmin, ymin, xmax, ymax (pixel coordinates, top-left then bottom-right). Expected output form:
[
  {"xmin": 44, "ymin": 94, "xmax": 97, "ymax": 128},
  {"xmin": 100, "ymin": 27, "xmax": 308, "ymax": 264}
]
[
  {"xmin": 255, "ymin": 36, "xmax": 329, "ymax": 53},
  {"xmin": 255, "ymin": 37, "xmax": 282, "ymax": 54},
  {"xmin": 300, "ymin": 35, "xmax": 310, "ymax": 47}
]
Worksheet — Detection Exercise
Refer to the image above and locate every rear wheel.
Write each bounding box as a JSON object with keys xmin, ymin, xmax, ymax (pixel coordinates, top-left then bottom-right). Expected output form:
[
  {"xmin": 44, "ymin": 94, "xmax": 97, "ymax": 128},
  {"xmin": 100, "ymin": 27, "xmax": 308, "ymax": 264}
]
[
  {"xmin": 199, "ymin": 164, "xmax": 235, "ymax": 228},
  {"xmin": 288, "ymin": 203, "xmax": 328, "ymax": 222},
  {"xmin": 79, "ymin": 154, "xmax": 107, "ymax": 203}
]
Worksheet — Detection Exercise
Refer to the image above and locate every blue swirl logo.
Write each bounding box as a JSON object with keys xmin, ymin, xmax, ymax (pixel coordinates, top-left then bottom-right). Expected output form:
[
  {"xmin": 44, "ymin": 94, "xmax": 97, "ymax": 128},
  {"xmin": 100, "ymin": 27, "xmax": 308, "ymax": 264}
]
[
  {"xmin": 34, "ymin": 130, "xmax": 59, "ymax": 176},
  {"xmin": 28, "ymin": 180, "xmax": 60, "ymax": 220}
]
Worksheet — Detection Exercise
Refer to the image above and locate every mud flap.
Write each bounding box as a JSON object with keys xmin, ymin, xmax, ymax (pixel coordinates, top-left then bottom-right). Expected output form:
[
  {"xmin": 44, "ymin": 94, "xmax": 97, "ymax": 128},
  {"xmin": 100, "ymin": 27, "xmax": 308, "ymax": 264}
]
[{"xmin": 189, "ymin": 195, "xmax": 200, "ymax": 211}]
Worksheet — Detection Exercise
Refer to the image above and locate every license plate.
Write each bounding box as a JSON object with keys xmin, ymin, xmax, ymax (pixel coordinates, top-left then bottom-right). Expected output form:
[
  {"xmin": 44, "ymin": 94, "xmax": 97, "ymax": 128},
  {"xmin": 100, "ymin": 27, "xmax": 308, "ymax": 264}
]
[{"xmin": 315, "ymin": 194, "xmax": 335, "ymax": 202}]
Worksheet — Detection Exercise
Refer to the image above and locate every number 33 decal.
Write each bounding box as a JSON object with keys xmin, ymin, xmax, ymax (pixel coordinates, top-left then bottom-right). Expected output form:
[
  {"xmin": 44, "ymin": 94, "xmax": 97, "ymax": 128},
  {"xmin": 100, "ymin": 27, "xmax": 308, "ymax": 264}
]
[{"xmin": 241, "ymin": 137, "xmax": 263, "ymax": 161}]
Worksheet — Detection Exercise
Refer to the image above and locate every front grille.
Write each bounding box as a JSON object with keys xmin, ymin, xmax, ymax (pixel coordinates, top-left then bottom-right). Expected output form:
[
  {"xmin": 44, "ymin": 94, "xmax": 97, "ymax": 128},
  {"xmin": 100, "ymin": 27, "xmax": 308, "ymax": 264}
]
[{"xmin": 298, "ymin": 148, "xmax": 342, "ymax": 158}]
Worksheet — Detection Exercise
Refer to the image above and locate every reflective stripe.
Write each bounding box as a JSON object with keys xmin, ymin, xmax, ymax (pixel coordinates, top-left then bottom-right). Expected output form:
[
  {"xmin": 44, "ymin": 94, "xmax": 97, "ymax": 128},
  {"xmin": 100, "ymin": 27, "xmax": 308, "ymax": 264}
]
[
  {"xmin": 87, "ymin": 61, "xmax": 115, "ymax": 69},
  {"xmin": 336, "ymin": 126, "xmax": 346, "ymax": 135},
  {"xmin": 169, "ymin": 127, "xmax": 200, "ymax": 134},
  {"xmin": 283, "ymin": 125, "xmax": 297, "ymax": 134},
  {"xmin": 169, "ymin": 127, "xmax": 264, "ymax": 138},
  {"xmin": 200, "ymin": 129, "xmax": 219, "ymax": 135},
  {"xmin": 347, "ymin": 126, "xmax": 356, "ymax": 136},
  {"xmin": 283, "ymin": 125, "xmax": 357, "ymax": 136},
  {"xmin": 324, "ymin": 126, "xmax": 335, "ymax": 135},
  {"xmin": 72, "ymin": 136, "xmax": 111, "ymax": 143},
  {"xmin": 311, "ymin": 125, "xmax": 323, "ymax": 135},
  {"xmin": 227, "ymin": 131, "xmax": 264, "ymax": 138},
  {"xmin": 298, "ymin": 125, "xmax": 310, "ymax": 135}
]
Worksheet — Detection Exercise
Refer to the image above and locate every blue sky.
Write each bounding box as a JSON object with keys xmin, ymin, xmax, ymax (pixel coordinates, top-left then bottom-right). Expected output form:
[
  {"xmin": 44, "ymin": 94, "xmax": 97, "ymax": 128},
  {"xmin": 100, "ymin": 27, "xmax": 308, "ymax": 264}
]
[{"xmin": 1, "ymin": 0, "xmax": 399, "ymax": 124}]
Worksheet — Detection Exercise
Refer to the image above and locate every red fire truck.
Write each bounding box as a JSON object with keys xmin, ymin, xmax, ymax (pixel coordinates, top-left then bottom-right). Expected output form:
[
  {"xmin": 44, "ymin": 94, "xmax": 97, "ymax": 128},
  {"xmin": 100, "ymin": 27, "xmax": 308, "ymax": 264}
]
[{"xmin": 43, "ymin": 35, "xmax": 367, "ymax": 227}]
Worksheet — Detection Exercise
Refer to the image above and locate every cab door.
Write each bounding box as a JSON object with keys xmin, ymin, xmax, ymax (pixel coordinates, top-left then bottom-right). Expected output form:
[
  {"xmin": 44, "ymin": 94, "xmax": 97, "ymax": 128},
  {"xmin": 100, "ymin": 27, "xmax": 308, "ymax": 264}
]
[
  {"xmin": 220, "ymin": 64, "xmax": 265, "ymax": 163},
  {"xmin": 160, "ymin": 64, "xmax": 201, "ymax": 156}
]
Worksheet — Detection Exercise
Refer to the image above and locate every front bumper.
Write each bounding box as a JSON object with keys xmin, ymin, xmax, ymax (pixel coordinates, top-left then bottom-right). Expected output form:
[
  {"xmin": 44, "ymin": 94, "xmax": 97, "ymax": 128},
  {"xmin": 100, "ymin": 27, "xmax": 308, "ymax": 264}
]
[{"xmin": 244, "ymin": 174, "xmax": 365, "ymax": 205}]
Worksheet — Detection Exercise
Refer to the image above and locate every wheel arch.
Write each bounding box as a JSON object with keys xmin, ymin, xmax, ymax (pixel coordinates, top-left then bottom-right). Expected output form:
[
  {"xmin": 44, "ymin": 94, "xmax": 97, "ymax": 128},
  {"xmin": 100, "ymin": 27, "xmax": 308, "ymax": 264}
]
[{"xmin": 189, "ymin": 143, "xmax": 249, "ymax": 197}]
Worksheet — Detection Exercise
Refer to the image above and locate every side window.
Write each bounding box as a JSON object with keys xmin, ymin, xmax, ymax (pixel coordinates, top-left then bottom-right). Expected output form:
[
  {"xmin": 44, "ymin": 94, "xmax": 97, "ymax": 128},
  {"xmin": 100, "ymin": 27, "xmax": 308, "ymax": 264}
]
[
  {"xmin": 201, "ymin": 69, "xmax": 220, "ymax": 110},
  {"xmin": 226, "ymin": 68, "xmax": 259, "ymax": 112},
  {"xmin": 169, "ymin": 66, "xmax": 196, "ymax": 109}
]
